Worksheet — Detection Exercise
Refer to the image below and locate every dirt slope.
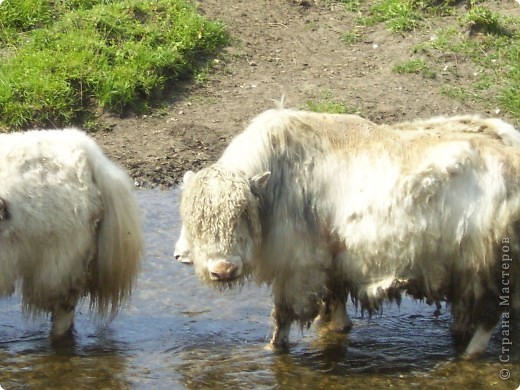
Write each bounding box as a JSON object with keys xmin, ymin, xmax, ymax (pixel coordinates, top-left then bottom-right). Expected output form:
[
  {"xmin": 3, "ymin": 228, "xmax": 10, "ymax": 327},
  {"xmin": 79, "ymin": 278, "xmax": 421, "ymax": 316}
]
[{"xmin": 92, "ymin": 0, "xmax": 519, "ymax": 187}]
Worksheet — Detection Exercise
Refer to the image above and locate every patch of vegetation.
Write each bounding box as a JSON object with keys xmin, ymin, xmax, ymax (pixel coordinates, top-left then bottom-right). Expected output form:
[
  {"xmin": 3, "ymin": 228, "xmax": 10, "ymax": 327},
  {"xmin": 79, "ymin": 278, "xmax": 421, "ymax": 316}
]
[
  {"xmin": 463, "ymin": 4, "xmax": 504, "ymax": 35},
  {"xmin": 367, "ymin": 0, "xmax": 424, "ymax": 32},
  {"xmin": 392, "ymin": 58, "xmax": 435, "ymax": 79},
  {"xmin": 358, "ymin": 1, "xmax": 475, "ymax": 32},
  {"xmin": 0, "ymin": 0, "xmax": 228, "ymax": 130},
  {"xmin": 338, "ymin": 0, "xmax": 361, "ymax": 13},
  {"xmin": 340, "ymin": 0, "xmax": 519, "ymax": 123},
  {"xmin": 497, "ymin": 46, "xmax": 519, "ymax": 119},
  {"xmin": 342, "ymin": 31, "xmax": 362, "ymax": 45},
  {"xmin": 440, "ymin": 85, "xmax": 475, "ymax": 102},
  {"xmin": 423, "ymin": 8, "xmax": 519, "ymax": 120},
  {"xmin": 305, "ymin": 91, "xmax": 359, "ymax": 114}
]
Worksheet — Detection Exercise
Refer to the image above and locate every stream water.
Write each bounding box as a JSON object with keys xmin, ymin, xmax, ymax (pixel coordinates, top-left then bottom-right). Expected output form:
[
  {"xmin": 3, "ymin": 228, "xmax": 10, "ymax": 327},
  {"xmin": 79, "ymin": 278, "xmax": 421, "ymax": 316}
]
[{"xmin": 0, "ymin": 189, "xmax": 518, "ymax": 389}]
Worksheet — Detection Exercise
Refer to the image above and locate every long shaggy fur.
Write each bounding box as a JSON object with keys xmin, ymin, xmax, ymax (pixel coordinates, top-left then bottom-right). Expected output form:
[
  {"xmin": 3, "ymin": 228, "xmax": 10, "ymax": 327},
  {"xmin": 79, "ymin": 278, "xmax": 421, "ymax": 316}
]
[
  {"xmin": 0, "ymin": 129, "xmax": 142, "ymax": 334},
  {"xmin": 181, "ymin": 107, "xmax": 520, "ymax": 354}
]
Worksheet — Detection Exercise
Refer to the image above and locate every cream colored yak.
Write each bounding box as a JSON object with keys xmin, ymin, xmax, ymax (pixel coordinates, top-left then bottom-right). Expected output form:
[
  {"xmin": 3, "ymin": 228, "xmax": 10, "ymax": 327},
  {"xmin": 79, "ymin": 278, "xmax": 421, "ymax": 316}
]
[
  {"xmin": 180, "ymin": 107, "xmax": 520, "ymax": 358},
  {"xmin": 0, "ymin": 129, "xmax": 142, "ymax": 339}
]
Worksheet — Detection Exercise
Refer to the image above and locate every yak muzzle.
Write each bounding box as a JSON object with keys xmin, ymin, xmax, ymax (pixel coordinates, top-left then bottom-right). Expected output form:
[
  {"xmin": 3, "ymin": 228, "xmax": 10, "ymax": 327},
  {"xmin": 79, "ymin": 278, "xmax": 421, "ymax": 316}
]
[{"xmin": 208, "ymin": 259, "xmax": 239, "ymax": 281}]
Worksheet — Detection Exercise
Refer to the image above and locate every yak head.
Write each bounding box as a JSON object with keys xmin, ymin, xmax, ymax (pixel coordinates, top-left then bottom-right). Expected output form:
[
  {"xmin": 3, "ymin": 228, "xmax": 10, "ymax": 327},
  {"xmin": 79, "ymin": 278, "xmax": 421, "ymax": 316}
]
[{"xmin": 180, "ymin": 165, "xmax": 270, "ymax": 286}]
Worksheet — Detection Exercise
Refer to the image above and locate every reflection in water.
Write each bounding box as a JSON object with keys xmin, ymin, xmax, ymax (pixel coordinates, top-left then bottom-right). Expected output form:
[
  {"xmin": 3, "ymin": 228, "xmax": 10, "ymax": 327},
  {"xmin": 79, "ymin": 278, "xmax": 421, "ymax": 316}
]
[
  {"xmin": 0, "ymin": 328, "xmax": 132, "ymax": 389},
  {"xmin": 0, "ymin": 189, "xmax": 518, "ymax": 389}
]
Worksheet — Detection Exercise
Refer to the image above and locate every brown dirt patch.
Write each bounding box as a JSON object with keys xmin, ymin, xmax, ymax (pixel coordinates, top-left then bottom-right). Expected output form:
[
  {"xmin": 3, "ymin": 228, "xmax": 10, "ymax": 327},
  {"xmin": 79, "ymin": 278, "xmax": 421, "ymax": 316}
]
[{"xmin": 91, "ymin": 0, "xmax": 519, "ymax": 188}]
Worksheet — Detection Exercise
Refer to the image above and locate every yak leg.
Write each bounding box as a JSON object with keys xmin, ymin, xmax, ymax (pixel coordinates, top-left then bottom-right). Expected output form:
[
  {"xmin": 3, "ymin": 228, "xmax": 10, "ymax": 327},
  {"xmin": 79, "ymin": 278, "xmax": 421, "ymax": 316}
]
[
  {"xmin": 51, "ymin": 307, "xmax": 75, "ymax": 339},
  {"xmin": 328, "ymin": 294, "xmax": 353, "ymax": 332},
  {"xmin": 459, "ymin": 286, "xmax": 500, "ymax": 359},
  {"xmin": 317, "ymin": 293, "xmax": 353, "ymax": 332},
  {"xmin": 463, "ymin": 325, "xmax": 495, "ymax": 359},
  {"xmin": 316, "ymin": 298, "xmax": 332, "ymax": 327},
  {"xmin": 51, "ymin": 296, "xmax": 79, "ymax": 339},
  {"xmin": 270, "ymin": 306, "xmax": 293, "ymax": 348}
]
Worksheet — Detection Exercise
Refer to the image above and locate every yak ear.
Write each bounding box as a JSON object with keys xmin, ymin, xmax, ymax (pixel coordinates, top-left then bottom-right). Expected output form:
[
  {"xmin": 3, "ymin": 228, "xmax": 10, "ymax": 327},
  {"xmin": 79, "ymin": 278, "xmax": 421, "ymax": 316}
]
[
  {"xmin": 182, "ymin": 170, "xmax": 195, "ymax": 188},
  {"xmin": 249, "ymin": 171, "xmax": 271, "ymax": 197}
]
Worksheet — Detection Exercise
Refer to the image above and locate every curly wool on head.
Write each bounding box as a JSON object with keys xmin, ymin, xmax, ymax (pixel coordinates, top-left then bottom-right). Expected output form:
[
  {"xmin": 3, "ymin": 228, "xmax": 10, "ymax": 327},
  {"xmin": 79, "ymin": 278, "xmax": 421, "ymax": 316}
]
[{"xmin": 180, "ymin": 165, "xmax": 262, "ymax": 253}]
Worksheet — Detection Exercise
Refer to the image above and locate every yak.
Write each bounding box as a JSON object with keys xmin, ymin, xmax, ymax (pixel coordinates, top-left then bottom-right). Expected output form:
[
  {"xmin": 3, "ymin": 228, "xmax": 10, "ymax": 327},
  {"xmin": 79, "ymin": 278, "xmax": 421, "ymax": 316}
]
[
  {"xmin": 179, "ymin": 107, "xmax": 520, "ymax": 358},
  {"xmin": 0, "ymin": 129, "xmax": 142, "ymax": 338}
]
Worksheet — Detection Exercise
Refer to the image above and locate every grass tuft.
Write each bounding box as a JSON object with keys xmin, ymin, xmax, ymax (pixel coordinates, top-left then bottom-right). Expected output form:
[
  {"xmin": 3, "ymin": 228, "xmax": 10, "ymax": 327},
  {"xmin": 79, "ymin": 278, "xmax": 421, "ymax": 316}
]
[
  {"xmin": 392, "ymin": 58, "xmax": 436, "ymax": 79},
  {"xmin": 305, "ymin": 91, "xmax": 359, "ymax": 115},
  {"xmin": 367, "ymin": 0, "xmax": 423, "ymax": 32}
]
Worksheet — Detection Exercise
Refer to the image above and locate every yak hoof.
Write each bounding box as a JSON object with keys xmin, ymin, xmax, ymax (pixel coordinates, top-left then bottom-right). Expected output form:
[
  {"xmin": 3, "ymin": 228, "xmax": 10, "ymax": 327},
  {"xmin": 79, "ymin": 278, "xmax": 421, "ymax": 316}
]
[
  {"xmin": 461, "ymin": 350, "xmax": 485, "ymax": 360},
  {"xmin": 269, "ymin": 339, "xmax": 291, "ymax": 351},
  {"xmin": 269, "ymin": 332, "xmax": 291, "ymax": 350},
  {"xmin": 50, "ymin": 306, "xmax": 76, "ymax": 339},
  {"xmin": 331, "ymin": 321, "xmax": 353, "ymax": 333},
  {"xmin": 461, "ymin": 325, "xmax": 494, "ymax": 359},
  {"xmin": 329, "ymin": 313, "xmax": 353, "ymax": 333}
]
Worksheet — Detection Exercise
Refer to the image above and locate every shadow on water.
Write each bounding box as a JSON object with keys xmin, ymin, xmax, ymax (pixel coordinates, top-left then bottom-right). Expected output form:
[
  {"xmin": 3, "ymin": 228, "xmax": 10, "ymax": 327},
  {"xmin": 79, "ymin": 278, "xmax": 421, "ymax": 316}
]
[{"xmin": 0, "ymin": 189, "xmax": 519, "ymax": 389}]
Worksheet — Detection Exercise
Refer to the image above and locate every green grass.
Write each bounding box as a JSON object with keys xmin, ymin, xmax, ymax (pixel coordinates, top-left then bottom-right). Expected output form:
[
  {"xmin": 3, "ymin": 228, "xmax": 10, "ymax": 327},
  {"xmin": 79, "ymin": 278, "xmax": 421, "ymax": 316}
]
[
  {"xmin": 342, "ymin": 31, "xmax": 362, "ymax": 45},
  {"xmin": 497, "ymin": 44, "xmax": 520, "ymax": 119},
  {"xmin": 0, "ymin": 0, "xmax": 228, "ymax": 130},
  {"xmin": 392, "ymin": 58, "xmax": 435, "ymax": 79},
  {"xmin": 340, "ymin": 0, "xmax": 519, "ymax": 123},
  {"xmin": 305, "ymin": 91, "xmax": 359, "ymax": 115},
  {"xmin": 463, "ymin": 4, "xmax": 504, "ymax": 35},
  {"xmin": 440, "ymin": 85, "xmax": 475, "ymax": 103},
  {"xmin": 426, "ymin": 10, "xmax": 519, "ymax": 120},
  {"xmin": 368, "ymin": 0, "xmax": 423, "ymax": 32},
  {"xmin": 357, "ymin": 0, "xmax": 470, "ymax": 32},
  {"xmin": 338, "ymin": 0, "xmax": 361, "ymax": 13}
]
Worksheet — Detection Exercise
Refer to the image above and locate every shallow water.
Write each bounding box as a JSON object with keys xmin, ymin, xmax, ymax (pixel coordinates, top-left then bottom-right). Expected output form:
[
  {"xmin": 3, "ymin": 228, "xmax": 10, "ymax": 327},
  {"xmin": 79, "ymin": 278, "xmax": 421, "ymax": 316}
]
[{"xmin": 0, "ymin": 189, "xmax": 518, "ymax": 389}]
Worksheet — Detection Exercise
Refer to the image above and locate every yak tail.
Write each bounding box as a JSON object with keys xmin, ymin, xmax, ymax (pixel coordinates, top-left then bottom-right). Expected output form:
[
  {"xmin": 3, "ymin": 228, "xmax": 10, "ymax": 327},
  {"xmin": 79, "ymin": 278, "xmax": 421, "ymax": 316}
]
[{"xmin": 82, "ymin": 135, "xmax": 143, "ymax": 319}]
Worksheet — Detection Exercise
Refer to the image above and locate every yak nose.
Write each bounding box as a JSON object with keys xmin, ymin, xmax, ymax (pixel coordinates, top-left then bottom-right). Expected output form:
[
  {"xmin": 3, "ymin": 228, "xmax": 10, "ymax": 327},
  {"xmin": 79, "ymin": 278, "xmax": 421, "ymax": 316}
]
[
  {"xmin": 209, "ymin": 260, "xmax": 238, "ymax": 281},
  {"xmin": 175, "ymin": 254, "xmax": 192, "ymax": 264}
]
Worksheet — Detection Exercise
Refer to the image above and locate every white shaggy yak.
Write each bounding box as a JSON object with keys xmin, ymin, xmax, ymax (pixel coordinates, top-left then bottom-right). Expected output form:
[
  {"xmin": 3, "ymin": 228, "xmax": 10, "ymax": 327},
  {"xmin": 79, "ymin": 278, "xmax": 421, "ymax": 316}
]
[
  {"xmin": 0, "ymin": 129, "xmax": 142, "ymax": 339},
  {"xmin": 180, "ymin": 107, "xmax": 520, "ymax": 358}
]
